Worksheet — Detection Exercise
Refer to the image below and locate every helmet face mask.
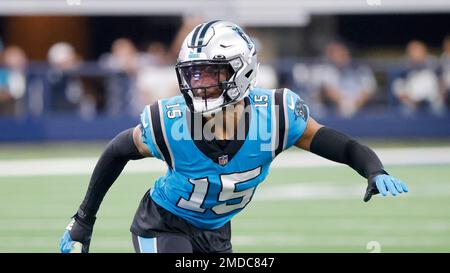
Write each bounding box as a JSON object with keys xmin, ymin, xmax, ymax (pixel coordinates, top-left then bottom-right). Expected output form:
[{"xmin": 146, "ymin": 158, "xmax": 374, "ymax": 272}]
[
  {"xmin": 176, "ymin": 21, "xmax": 258, "ymax": 114},
  {"xmin": 176, "ymin": 59, "xmax": 239, "ymax": 113}
]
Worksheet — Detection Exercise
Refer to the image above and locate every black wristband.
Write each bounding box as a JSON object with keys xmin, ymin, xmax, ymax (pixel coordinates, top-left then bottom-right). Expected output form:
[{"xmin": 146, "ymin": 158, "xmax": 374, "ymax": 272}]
[
  {"xmin": 72, "ymin": 208, "xmax": 96, "ymax": 228},
  {"xmin": 310, "ymin": 127, "xmax": 385, "ymax": 178}
]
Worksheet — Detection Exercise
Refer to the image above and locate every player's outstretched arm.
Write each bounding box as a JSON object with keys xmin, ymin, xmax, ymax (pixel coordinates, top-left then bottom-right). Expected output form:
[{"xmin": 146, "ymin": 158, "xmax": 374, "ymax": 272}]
[
  {"xmin": 295, "ymin": 117, "xmax": 409, "ymax": 202},
  {"xmin": 59, "ymin": 125, "xmax": 152, "ymax": 253}
]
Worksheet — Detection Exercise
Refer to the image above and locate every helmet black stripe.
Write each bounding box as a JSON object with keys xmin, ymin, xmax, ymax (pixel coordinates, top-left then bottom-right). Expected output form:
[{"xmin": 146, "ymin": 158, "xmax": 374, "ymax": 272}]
[
  {"xmin": 190, "ymin": 24, "xmax": 204, "ymax": 47},
  {"xmin": 196, "ymin": 20, "xmax": 221, "ymax": 52},
  {"xmin": 190, "ymin": 23, "xmax": 204, "ymax": 48}
]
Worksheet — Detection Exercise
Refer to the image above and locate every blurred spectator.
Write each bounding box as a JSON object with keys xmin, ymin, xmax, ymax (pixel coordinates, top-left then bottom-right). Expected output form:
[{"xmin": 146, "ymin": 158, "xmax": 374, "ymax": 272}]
[
  {"xmin": 0, "ymin": 43, "xmax": 13, "ymax": 115},
  {"xmin": 99, "ymin": 38, "xmax": 141, "ymax": 74},
  {"xmin": 136, "ymin": 65, "xmax": 178, "ymax": 111},
  {"xmin": 317, "ymin": 41, "xmax": 377, "ymax": 118},
  {"xmin": 251, "ymin": 36, "xmax": 278, "ymax": 90},
  {"xmin": 99, "ymin": 38, "xmax": 144, "ymax": 116},
  {"xmin": 46, "ymin": 42, "xmax": 87, "ymax": 115},
  {"xmin": 134, "ymin": 41, "xmax": 178, "ymax": 113},
  {"xmin": 143, "ymin": 41, "xmax": 170, "ymax": 66},
  {"xmin": 291, "ymin": 62, "xmax": 329, "ymax": 118},
  {"xmin": 257, "ymin": 64, "xmax": 278, "ymax": 89},
  {"xmin": 439, "ymin": 35, "xmax": 450, "ymax": 106},
  {"xmin": 0, "ymin": 46, "xmax": 28, "ymax": 116},
  {"xmin": 168, "ymin": 16, "xmax": 204, "ymax": 63},
  {"xmin": 48, "ymin": 42, "xmax": 80, "ymax": 70},
  {"xmin": 392, "ymin": 40, "xmax": 444, "ymax": 116}
]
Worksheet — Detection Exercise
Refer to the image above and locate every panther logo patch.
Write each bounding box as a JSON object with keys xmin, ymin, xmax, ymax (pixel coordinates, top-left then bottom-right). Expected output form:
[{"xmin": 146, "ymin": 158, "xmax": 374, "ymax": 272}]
[{"xmin": 294, "ymin": 99, "xmax": 308, "ymax": 121}]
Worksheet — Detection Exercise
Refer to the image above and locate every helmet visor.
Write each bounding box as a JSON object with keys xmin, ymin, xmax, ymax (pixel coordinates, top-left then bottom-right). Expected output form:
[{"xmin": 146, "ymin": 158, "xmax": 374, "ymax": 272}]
[{"xmin": 178, "ymin": 63, "xmax": 233, "ymax": 100}]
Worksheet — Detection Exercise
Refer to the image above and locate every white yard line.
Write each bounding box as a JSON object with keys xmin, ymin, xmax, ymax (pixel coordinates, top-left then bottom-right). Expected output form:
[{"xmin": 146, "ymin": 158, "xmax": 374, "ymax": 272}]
[
  {"xmin": 0, "ymin": 147, "xmax": 450, "ymax": 177},
  {"xmin": 253, "ymin": 182, "xmax": 450, "ymax": 201}
]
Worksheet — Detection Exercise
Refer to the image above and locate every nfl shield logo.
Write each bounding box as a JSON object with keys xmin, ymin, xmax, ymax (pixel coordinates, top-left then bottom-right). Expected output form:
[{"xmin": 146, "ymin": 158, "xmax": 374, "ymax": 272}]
[{"xmin": 218, "ymin": 155, "xmax": 229, "ymax": 166}]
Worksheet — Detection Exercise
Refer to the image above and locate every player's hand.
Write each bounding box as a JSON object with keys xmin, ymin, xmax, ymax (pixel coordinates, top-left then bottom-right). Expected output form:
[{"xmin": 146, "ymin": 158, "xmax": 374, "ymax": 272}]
[
  {"xmin": 364, "ymin": 173, "xmax": 409, "ymax": 202},
  {"xmin": 60, "ymin": 228, "xmax": 84, "ymax": 253},
  {"xmin": 59, "ymin": 214, "xmax": 95, "ymax": 253}
]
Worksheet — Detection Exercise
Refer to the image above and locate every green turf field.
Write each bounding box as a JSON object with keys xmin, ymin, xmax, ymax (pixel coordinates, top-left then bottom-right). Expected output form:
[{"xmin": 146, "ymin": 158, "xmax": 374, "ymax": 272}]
[
  {"xmin": 2, "ymin": 138, "xmax": 450, "ymax": 159},
  {"xmin": 1, "ymin": 158, "xmax": 449, "ymax": 253}
]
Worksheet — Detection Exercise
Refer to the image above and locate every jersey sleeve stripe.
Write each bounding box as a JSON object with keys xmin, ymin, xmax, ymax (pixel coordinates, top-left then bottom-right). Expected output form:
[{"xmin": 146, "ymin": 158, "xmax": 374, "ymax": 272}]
[
  {"xmin": 145, "ymin": 104, "xmax": 163, "ymax": 159},
  {"xmin": 282, "ymin": 88, "xmax": 289, "ymax": 151},
  {"xmin": 158, "ymin": 100, "xmax": 176, "ymax": 170},
  {"xmin": 150, "ymin": 101, "xmax": 174, "ymax": 169},
  {"xmin": 270, "ymin": 89, "xmax": 277, "ymax": 159},
  {"xmin": 274, "ymin": 88, "xmax": 286, "ymax": 157}
]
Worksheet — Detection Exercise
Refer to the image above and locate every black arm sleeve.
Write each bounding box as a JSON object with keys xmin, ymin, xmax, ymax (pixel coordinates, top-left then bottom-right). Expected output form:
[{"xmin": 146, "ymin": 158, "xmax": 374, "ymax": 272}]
[
  {"xmin": 309, "ymin": 127, "xmax": 386, "ymax": 179},
  {"xmin": 76, "ymin": 128, "xmax": 144, "ymax": 225}
]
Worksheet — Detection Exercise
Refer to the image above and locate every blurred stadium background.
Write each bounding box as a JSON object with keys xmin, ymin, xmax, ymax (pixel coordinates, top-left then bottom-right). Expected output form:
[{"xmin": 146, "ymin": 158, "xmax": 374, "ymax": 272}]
[{"xmin": 0, "ymin": 0, "xmax": 450, "ymax": 253}]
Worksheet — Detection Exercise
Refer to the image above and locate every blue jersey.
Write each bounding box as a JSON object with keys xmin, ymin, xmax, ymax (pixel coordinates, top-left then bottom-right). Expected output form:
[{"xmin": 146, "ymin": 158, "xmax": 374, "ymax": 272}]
[{"xmin": 140, "ymin": 87, "xmax": 309, "ymax": 230}]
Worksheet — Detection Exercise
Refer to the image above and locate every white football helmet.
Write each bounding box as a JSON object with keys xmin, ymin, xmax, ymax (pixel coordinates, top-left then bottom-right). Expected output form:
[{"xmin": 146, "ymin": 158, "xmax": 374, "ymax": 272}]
[{"xmin": 175, "ymin": 20, "xmax": 259, "ymax": 114}]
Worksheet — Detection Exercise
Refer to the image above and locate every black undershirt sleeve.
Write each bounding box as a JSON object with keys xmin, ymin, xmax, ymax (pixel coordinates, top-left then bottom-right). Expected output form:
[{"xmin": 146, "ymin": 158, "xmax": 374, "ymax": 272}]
[
  {"xmin": 76, "ymin": 128, "xmax": 144, "ymax": 225},
  {"xmin": 309, "ymin": 127, "xmax": 387, "ymax": 179}
]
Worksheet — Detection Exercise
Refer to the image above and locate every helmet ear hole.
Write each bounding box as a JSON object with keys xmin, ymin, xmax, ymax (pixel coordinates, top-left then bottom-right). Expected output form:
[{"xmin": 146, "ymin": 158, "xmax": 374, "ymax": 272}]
[{"xmin": 226, "ymin": 88, "xmax": 240, "ymax": 100}]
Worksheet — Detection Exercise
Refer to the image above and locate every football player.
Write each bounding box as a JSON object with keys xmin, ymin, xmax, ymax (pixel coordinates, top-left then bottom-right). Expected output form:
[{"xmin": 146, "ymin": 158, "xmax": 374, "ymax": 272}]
[{"xmin": 60, "ymin": 20, "xmax": 409, "ymax": 253}]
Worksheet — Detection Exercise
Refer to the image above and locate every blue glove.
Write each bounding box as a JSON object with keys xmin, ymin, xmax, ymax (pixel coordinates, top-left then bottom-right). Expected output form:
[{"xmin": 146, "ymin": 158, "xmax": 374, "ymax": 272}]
[
  {"xmin": 59, "ymin": 228, "xmax": 83, "ymax": 253},
  {"xmin": 364, "ymin": 173, "xmax": 409, "ymax": 202},
  {"xmin": 59, "ymin": 213, "xmax": 95, "ymax": 253}
]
